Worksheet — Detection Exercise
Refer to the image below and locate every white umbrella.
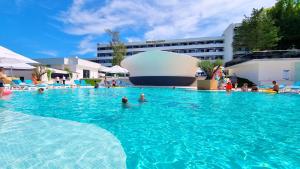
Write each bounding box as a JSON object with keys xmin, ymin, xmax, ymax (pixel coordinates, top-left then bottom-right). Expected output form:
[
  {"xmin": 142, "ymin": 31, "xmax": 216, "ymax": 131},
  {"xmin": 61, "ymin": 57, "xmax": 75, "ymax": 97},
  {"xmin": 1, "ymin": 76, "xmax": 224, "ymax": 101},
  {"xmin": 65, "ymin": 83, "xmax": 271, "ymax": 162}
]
[
  {"xmin": 0, "ymin": 62, "xmax": 35, "ymax": 77},
  {"xmin": 102, "ymin": 65, "xmax": 129, "ymax": 74},
  {"xmin": 0, "ymin": 46, "xmax": 38, "ymax": 64},
  {"xmin": 0, "ymin": 63, "xmax": 35, "ymax": 69}
]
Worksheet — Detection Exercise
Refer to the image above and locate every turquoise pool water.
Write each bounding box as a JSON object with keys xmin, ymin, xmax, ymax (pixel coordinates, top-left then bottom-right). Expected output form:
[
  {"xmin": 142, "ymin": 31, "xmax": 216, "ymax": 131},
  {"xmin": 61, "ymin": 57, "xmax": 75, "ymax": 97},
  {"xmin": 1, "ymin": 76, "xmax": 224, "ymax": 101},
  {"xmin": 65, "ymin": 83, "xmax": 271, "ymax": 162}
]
[{"xmin": 0, "ymin": 88, "xmax": 299, "ymax": 168}]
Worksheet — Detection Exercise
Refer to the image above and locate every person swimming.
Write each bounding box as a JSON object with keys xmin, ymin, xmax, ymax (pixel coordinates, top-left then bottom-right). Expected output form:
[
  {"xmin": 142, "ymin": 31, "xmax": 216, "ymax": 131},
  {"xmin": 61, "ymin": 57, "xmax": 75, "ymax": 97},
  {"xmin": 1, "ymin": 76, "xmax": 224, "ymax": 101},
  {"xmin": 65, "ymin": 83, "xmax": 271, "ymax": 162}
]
[
  {"xmin": 251, "ymin": 85, "xmax": 258, "ymax": 92},
  {"xmin": 241, "ymin": 83, "xmax": 248, "ymax": 92},
  {"xmin": 38, "ymin": 88, "xmax": 44, "ymax": 94},
  {"xmin": 122, "ymin": 96, "xmax": 130, "ymax": 108},
  {"xmin": 138, "ymin": 93, "xmax": 146, "ymax": 102}
]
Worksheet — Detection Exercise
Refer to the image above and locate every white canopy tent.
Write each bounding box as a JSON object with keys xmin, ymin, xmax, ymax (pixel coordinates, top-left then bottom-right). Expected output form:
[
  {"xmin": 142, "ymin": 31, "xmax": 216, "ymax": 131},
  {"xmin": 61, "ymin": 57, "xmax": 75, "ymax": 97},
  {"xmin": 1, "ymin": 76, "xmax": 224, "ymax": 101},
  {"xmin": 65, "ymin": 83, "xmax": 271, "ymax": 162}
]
[
  {"xmin": 0, "ymin": 46, "xmax": 38, "ymax": 64},
  {"xmin": 102, "ymin": 65, "xmax": 129, "ymax": 74},
  {"xmin": 0, "ymin": 63, "xmax": 35, "ymax": 69},
  {"xmin": 0, "ymin": 46, "xmax": 38, "ymax": 77}
]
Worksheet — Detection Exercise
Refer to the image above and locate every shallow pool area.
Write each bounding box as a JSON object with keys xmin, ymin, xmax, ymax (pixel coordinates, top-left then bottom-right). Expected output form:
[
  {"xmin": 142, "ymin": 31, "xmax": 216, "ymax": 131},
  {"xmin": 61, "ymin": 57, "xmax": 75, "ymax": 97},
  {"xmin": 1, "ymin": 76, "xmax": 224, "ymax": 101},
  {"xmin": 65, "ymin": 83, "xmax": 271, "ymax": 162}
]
[{"xmin": 0, "ymin": 88, "xmax": 299, "ymax": 168}]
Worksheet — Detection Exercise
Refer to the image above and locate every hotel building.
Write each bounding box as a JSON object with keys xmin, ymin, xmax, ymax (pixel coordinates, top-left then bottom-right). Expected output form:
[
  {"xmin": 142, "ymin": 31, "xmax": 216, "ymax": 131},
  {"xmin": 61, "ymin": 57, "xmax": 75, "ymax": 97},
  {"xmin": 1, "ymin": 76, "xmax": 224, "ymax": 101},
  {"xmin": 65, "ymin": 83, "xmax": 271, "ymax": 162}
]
[{"xmin": 90, "ymin": 23, "xmax": 240, "ymax": 67}]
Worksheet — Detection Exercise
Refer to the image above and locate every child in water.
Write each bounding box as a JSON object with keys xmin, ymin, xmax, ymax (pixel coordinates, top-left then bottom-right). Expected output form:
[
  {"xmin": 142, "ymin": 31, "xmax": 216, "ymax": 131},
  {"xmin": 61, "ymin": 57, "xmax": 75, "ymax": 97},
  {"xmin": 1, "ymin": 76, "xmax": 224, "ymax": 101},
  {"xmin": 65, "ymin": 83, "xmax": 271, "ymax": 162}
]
[
  {"xmin": 138, "ymin": 93, "xmax": 147, "ymax": 102},
  {"xmin": 122, "ymin": 96, "xmax": 130, "ymax": 108},
  {"xmin": 226, "ymin": 82, "xmax": 233, "ymax": 92},
  {"xmin": 38, "ymin": 88, "xmax": 44, "ymax": 94}
]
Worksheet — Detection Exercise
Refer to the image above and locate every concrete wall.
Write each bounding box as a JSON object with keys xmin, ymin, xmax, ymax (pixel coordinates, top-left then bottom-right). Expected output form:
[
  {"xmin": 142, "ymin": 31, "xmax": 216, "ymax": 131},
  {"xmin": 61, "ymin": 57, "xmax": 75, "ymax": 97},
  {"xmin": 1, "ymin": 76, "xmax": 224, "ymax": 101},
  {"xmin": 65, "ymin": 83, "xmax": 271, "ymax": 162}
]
[
  {"xmin": 258, "ymin": 60, "xmax": 296, "ymax": 85},
  {"xmin": 295, "ymin": 62, "xmax": 300, "ymax": 81},
  {"xmin": 228, "ymin": 63, "xmax": 259, "ymax": 84},
  {"xmin": 6, "ymin": 69, "xmax": 33, "ymax": 80},
  {"xmin": 227, "ymin": 59, "xmax": 300, "ymax": 85}
]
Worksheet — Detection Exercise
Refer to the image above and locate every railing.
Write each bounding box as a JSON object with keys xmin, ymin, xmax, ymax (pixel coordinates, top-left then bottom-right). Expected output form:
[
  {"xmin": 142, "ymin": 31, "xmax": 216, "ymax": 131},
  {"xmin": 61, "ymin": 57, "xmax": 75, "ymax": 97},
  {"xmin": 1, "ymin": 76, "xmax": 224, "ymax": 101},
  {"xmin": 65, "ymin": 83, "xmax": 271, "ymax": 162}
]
[{"xmin": 225, "ymin": 50, "xmax": 300, "ymax": 67}]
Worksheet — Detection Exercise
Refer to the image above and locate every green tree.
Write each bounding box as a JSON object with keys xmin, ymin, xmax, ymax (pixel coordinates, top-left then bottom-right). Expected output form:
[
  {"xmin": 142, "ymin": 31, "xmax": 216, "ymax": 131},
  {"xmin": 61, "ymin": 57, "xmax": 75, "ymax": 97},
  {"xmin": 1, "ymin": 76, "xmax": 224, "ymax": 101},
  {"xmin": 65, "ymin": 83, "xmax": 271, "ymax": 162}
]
[
  {"xmin": 233, "ymin": 8, "xmax": 280, "ymax": 51},
  {"xmin": 198, "ymin": 59, "xmax": 223, "ymax": 80},
  {"xmin": 105, "ymin": 29, "xmax": 127, "ymax": 66},
  {"xmin": 46, "ymin": 69, "xmax": 52, "ymax": 80},
  {"xmin": 32, "ymin": 66, "xmax": 47, "ymax": 81},
  {"xmin": 268, "ymin": 0, "xmax": 300, "ymax": 49},
  {"xmin": 64, "ymin": 67, "xmax": 73, "ymax": 79}
]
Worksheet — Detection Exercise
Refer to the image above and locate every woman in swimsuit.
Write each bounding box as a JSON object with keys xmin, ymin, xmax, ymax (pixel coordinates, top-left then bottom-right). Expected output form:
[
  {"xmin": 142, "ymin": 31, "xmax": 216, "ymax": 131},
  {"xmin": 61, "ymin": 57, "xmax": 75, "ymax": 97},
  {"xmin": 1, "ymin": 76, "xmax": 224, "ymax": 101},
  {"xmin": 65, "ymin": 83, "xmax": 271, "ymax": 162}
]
[{"xmin": 0, "ymin": 67, "xmax": 11, "ymax": 97}]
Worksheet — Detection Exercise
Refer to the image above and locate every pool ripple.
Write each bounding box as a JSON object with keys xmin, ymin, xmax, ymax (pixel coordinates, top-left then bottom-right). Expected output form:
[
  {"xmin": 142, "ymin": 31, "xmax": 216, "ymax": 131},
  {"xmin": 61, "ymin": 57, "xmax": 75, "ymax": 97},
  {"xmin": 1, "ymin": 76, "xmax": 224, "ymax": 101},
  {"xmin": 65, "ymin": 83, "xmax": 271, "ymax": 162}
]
[{"xmin": 0, "ymin": 111, "xmax": 126, "ymax": 169}]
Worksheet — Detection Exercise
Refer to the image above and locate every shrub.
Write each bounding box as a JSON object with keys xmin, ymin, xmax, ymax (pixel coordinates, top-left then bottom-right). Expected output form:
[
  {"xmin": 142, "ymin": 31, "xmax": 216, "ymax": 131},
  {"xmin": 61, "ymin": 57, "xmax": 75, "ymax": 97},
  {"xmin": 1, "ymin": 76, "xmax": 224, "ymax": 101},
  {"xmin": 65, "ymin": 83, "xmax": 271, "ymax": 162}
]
[
  {"xmin": 198, "ymin": 59, "xmax": 223, "ymax": 80},
  {"xmin": 81, "ymin": 78, "xmax": 102, "ymax": 86}
]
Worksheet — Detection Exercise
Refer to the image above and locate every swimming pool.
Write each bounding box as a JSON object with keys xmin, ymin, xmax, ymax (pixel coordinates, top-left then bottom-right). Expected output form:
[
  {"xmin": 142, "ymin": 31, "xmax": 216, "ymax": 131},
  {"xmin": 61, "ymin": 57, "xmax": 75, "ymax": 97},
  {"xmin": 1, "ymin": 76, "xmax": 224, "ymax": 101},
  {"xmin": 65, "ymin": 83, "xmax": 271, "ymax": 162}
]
[{"xmin": 0, "ymin": 88, "xmax": 299, "ymax": 168}]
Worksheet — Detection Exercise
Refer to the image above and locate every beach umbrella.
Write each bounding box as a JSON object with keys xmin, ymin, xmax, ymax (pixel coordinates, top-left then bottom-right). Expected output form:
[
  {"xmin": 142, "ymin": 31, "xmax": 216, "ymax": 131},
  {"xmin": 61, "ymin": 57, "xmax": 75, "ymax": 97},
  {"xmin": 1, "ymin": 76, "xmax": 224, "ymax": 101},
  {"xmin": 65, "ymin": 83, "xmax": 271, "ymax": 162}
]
[
  {"xmin": 102, "ymin": 65, "xmax": 129, "ymax": 74},
  {"xmin": 0, "ymin": 63, "xmax": 35, "ymax": 69},
  {"xmin": 0, "ymin": 46, "xmax": 38, "ymax": 64},
  {"xmin": 0, "ymin": 62, "xmax": 35, "ymax": 77}
]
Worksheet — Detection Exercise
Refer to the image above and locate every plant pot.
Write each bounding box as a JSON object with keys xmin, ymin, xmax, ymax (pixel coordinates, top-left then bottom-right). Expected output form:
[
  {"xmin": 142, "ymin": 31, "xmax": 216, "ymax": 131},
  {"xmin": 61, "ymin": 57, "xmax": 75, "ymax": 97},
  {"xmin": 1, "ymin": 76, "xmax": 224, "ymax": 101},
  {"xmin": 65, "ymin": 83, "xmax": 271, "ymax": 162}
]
[{"xmin": 197, "ymin": 80, "xmax": 218, "ymax": 90}]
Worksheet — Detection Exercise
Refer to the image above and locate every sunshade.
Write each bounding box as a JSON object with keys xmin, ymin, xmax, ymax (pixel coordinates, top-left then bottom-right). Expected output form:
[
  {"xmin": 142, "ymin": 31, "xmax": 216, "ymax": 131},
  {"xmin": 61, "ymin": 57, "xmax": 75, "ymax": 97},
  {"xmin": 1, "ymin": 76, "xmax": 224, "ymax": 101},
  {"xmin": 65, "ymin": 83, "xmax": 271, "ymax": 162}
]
[
  {"xmin": 0, "ymin": 46, "xmax": 38, "ymax": 64},
  {"xmin": 102, "ymin": 65, "xmax": 129, "ymax": 74},
  {"xmin": 0, "ymin": 63, "xmax": 35, "ymax": 69}
]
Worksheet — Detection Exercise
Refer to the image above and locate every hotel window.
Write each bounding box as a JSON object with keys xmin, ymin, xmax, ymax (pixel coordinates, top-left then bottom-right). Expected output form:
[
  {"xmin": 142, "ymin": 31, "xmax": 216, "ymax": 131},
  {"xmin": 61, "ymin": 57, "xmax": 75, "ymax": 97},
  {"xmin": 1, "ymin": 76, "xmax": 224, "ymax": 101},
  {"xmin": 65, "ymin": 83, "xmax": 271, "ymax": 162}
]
[
  {"xmin": 148, "ymin": 44, "xmax": 154, "ymax": 47},
  {"xmin": 156, "ymin": 44, "xmax": 163, "ymax": 47},
  {"xmin": 83, "ymin": 69, "xmax": 90, "ymax": 78},
  {"xmin": 164, "ymin": 44, "xmax": 170, "ymax": 46}
]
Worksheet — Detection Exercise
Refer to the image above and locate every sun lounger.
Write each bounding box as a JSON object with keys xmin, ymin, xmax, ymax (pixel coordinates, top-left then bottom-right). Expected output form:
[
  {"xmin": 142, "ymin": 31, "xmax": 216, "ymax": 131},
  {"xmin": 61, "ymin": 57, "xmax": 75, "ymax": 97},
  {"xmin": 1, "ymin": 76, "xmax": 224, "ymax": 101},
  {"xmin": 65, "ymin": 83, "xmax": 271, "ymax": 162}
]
[
  {"xmin": 24, "ymin": 80, "xmax": 36, "ymax": 87},
  {"xmin": 285, "ymin": 81, "xmax": 300, "ymax": 92}
]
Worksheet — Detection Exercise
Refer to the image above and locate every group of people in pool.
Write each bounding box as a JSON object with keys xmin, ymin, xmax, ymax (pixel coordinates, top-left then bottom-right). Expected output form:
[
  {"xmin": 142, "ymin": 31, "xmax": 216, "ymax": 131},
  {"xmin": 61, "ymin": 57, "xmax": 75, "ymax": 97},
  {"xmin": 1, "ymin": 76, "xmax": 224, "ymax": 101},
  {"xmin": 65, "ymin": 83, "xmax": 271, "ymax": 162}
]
[
  {"xmin": 121, "ymin": 93, "xmax": 147, "ymax": 108},
  {"xmin": 225, "ymin": 80, "xmax": 279, "ymax": 93}
]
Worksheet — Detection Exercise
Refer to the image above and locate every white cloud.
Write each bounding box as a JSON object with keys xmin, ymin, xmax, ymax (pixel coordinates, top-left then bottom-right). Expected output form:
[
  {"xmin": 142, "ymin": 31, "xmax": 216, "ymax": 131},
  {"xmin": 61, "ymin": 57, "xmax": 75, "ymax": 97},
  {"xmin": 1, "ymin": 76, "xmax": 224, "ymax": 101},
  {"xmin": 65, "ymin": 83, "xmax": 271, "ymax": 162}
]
[
  {"xmin": 37, "ymin": 50, "xmax": 58, "ymax": 57},
  {"xmin": 126, "ymin": 37, "xmax": 142, "ymax": 43},
  {"xmin": 77, "ymin": 35, "xmax": 96, "ymax": 55},
  {"xmin": 59, "ymin": 0, "xmax": 277, "ymax": 46}
]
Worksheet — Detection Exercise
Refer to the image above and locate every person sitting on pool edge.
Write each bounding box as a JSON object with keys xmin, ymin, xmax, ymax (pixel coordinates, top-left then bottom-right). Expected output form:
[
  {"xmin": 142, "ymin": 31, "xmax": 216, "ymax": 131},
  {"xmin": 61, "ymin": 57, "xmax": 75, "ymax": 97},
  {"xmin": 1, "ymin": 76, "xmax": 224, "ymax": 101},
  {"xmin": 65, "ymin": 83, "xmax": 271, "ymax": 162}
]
[
  {"xmin": 138, "ymin": 93, "xmax": 147, "ymax": 102},
  {"xmin": 272, "ymin": 81, "xmax": 279, "ymax": 93}
]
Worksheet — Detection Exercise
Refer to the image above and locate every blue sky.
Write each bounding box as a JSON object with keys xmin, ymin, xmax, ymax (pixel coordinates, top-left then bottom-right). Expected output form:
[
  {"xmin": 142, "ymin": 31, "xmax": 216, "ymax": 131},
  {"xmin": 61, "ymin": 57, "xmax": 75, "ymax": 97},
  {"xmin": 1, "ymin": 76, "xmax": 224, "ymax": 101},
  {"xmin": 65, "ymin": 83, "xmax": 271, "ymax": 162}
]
[{"xmin": 0, "ymin": 0, "xmax": 276, "ymax": 59}]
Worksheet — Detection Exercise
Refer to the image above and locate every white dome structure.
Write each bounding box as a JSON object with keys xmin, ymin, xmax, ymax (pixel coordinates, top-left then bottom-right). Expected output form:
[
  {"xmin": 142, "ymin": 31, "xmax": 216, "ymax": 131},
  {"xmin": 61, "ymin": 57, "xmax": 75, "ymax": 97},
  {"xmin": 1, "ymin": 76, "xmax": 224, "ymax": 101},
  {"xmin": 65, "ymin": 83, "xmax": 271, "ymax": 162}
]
[{"xmin": 121, "ymin": 50, "xmax": 199, "ymax": 86}]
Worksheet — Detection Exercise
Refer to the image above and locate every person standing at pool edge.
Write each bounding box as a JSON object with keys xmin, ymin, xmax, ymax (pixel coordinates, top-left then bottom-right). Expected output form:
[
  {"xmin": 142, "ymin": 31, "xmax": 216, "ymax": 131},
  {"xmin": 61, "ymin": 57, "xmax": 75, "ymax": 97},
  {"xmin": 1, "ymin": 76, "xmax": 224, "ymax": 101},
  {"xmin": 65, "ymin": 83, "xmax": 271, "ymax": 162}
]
[
  {"xmin": 62, "ymin": 76, "xmax": 66, "ymax": 85},
  {"xmin": 56, "ymin": 76, "xmax": 60, "ymax": 84}
]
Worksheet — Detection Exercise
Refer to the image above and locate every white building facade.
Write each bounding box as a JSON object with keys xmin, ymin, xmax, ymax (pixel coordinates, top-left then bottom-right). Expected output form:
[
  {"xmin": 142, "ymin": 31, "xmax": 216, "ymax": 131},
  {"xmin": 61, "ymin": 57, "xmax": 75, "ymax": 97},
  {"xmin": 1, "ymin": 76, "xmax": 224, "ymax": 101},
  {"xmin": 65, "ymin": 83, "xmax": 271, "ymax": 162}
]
[
  {"xmin": 91, "ymin": 23, "xmax": 240, "ymax": 67},
  {"xmin": 35, "ymin": 57, "xmax": 102, "ymax": 79}
]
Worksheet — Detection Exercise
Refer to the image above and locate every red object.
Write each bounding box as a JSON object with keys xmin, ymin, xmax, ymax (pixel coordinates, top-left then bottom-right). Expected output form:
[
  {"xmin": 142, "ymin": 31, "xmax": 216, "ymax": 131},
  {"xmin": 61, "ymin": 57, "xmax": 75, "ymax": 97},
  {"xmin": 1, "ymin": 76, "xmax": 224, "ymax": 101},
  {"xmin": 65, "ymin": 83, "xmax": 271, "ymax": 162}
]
[
  {"xmin": 226, "ymin": 83, "xmax": 232, "ymax": 91},
  {"xmin": 3, "ymin": 90, "xmax": 12, "ymax": 96}
]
